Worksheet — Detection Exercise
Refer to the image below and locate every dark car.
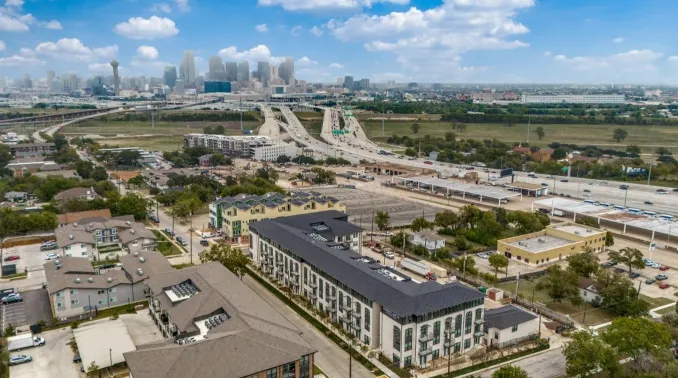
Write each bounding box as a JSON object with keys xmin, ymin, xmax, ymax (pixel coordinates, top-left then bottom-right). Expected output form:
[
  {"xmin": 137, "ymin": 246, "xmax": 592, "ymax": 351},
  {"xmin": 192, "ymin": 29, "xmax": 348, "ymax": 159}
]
[
  {"xmin": 200, "ymin": 240, "xmax": 209, "ymax": 247},
  {"xmin": 629, "ymin": 272, "xmax": 640, "ymax": 279},
  {"xmin": 150, "ymin": 215, "xmax": 159, "ymax": 224},
  {"xmin": 164, "ymin": 228, "xmax": 175, "ymax": 236},
  {"xmin": 656, "ymin": 274, "xmax": 669, "ymax": 281},
  {"xmin": 645, "ymin": 201, "xmax": 654, "ymax": 205},
  {"xmin": 560, "ymin": 179, "xmax": 569, "ymax": 182},
  {"xmin": 619, "ymin": 185, "xmax": 629, "ymax": 190},
  {"xmin": 73, "ymin": 354, "xmax": 81, "ymax": 363},
  {"xmin": 673, "ymin": 188, "xmax": 678, "ymax": 192},
  {"xmin": 614, "ymin": 267, "xmax": 625, "ymax": 274}
]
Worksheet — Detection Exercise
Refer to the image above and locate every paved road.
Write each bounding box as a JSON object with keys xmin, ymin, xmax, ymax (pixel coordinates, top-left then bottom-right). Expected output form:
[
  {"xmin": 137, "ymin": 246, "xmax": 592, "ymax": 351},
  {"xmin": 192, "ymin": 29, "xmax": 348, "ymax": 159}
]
[
  {"xmin": 241, "ymin": 274, "xmax": 373, "ymax": 378},
  {"xmin": 477, "ymin": 348, "xmax": 565, "ymax": 378}
]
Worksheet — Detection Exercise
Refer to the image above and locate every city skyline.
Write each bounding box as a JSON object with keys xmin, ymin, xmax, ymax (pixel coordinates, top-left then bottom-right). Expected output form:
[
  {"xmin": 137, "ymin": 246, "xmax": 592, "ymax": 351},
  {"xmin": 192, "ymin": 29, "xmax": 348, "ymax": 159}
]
[{"xmin": 2, "ymin": 0, "xmax": 678, "ymax": 84}]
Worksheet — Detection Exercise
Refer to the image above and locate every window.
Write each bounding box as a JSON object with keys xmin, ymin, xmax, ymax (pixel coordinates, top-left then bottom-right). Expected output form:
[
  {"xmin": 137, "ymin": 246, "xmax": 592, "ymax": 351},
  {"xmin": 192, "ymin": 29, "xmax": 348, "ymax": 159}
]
[
  {"xmin": 512, "ymin": 324, "xmax": 519, "ymax": 332},
  {"xmin": 110, "ymin": 297, "xmax": 117, "ymax": 303},
  {"xmin": 282, "ymin": 361, "xmax": 296, "ymax": 378},
  {"xmin": 404, "ymin": 356, "xmax": 412, "ymax": 367},
  {"xmin": 81, "ymin": 252, "xmax": 87, "ymax": 256},
  {"xmin": 56, "ymin": 292, "xmax": 62, "ymax": 297},
  {"xmin": 98, "ymin": 299, "xmax": 107, "ymax": 305},
  {"xmin": 433, "ymin": 321, "xmax": 441, "ymax": 344},
  {"xmin": 464, "ymin": 339, "xmax": 471, "ymax": 349},
  {"xmin": 96, "ymin": 289, "xmax": 105, "ymax": 295},
  {"xmin": 455, "ymin": 314, "xmax": 462, "ymax": 338},
  {"xmin": 454, "ymin": 342, "xmax": 461, "ymax": 353},
  {"xmin": 365, "ymin": 308, "xmax": 371, "ymax": 332},
  {"xmin": 319, "ymin": 279, "xmax": 324, "ymax": 299},
  {"xmin": 81, "ymin": 244, "xmax": 86, "ymax": 248},
  {"xmin": 475, "ymin": 308, "xmax": 482, "ymax": 320},
  {"xmin": 56, "ymin": 302, "xmax": 65, "ymax": 308},
  {"xmin": 339, "ymin": 292, "xmax": 343, "ymax": 307},
  {"xmin": 108, "ymin": 287, "xmax": 116, "ymax": 293},
  {"xmin": 364, "ymin": 335, "xmax": 370, "ymax": 345},
  {"xmin": 465, "ymin": 311, "xmax": 473, "ymax": 334},
  {"xmin": 70, "ymin": 289, "xmax": 78, "ymax": 295},
  {"xmin": 432, "ymin": 349, "xmax": 439, "ymax": 360},
  {"xmin": 393, "ymin": 326, "xmax": 401, "ymax": 351},
  {"xmin": 65, "ymin": 246, "xmax": 71, "ymax": 251},
  {"xmin": 404, "ymin": 328, "xmax": 412, "ymax": 351},
  {"xmin": 300, "ymin": 355, "xmax": 310, "ymax": 378},
  {"xmin": 70, "ymin": 299, "xmax": 79, "ymax": 305},
  {"xmin": 265, "ymin": 367, "xmax": 278, "ymax": 378}
]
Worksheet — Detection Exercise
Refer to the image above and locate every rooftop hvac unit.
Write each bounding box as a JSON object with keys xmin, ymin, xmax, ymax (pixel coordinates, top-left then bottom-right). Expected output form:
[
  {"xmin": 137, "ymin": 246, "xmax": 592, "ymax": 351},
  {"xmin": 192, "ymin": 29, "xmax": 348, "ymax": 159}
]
[
  {"xmin": 75, "ymin": 278, "xmax": 81, "ymax": 283},
  {"xmin": 586, "ymin": 229, "xmax": 592, "ymax": 232},
  {"xmin": 130, "ymin": 229, "xmax": 135, "ymax": 235},
  {"xmin": 137, "ymin": 268, "xmax": 144, "ymax": 276},
  {"xmin": 538, "ymin": 238, "xmax": 545, "ymax": 243},
  {"xmin": 139, "ymin": 257, "xmax": 146, "ymax": 263},
  {"xmin": 134, "ymin": 252, "xmax": 139, "ymax": 257},
  {"xmin": 89, "ymin": 223, "xmax": 93, "ymax": 228},
  {"xmin": 107, "ymin": 277, "xmax": 112, "ymax": 283},
  {"xmin": 126, "ymin": 221, "xmax": 131, "ymax": 226},
  {"xmin": 73, "ymin": 223, "xmax": 78, "ymax": 227},
  {"xmin": 68, "ymin": 234, "xmax": 74, "ymax": 240},
  {"xmin": 574, "ymin": 231, "xmax": 581, "ymax": 235},
  {"xmin": 87, "ymin": 277, "xmax": 93, "ymax": 283}
]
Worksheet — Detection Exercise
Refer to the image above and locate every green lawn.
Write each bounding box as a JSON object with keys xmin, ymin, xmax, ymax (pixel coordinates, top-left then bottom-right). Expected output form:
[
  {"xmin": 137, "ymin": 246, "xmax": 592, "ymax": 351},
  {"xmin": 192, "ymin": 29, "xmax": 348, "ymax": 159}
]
[
  {"xmin": 639, "ymin": 294, "xmax": 674, "ymax": 308},
  {"xmin": 99, "ymin": 135, "xmax": 185, "ymax": 152},
  {"xmin": 360, "ymin": 120, "xmax": 678, "ymax": 151},
  {"xmin": 62, "ymin": 120, "xmax": 260, "ymax": 136},
  {"xmin": 152, "ymin": 230, "xmax": 183, "ymax": 256}
]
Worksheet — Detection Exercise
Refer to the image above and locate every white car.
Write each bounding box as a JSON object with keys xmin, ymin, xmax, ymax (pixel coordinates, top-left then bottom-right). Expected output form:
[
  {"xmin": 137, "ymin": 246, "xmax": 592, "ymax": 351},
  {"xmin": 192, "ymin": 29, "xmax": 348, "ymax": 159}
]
[
  {"xmin": 384, "ymin": 251, "xmax": 395, "ymax": 259},
  {"xmin": 477, "ymin": 253, "xmax": 489, "ymax": 259},
  {"xmin": 45, "ymin": 253, "xmax": 58, "ymax": 260}
]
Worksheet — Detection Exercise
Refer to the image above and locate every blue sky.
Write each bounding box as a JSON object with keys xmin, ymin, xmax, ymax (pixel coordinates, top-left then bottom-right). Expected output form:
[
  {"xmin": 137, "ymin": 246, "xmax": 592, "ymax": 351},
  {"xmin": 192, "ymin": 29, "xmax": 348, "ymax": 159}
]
[{"xmin": 1, "ymin": 0, "xmax": 678, "ymax": 83}]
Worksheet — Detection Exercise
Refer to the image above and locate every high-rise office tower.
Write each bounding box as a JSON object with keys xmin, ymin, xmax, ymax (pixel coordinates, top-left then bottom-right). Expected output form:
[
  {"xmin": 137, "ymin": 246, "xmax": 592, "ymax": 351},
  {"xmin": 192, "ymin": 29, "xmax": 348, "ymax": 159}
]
[
  {"xmin": 284, "ymin": 57, "xmax": 294, "ymax": 86},
  {"xmin": 278, "ymin": 61, "xmax": 287, "ymax": 85},
  {"xmin": 257, "ymin": 61, "xmax": 270, "ymax": 87},
  {"xmin": 180, "ymin": 51, "xmax": 197, "ymax": 87},
  {"xmin": 164, "ymin": 65, "xmax": 178, "ymax": 89},
  {"xmin": 237, "ymin": 61, "xmax": 250, "ymax": 82},
  {"xmin": 225, "ymin": 62, "xmax": 238, "ymax": 82},
  {"xmin": 46, "ymin": 70, "xmax": 55, "ymax": 91},
  {"xmin": 208, "ymin": 56, "xmax": 225, "ymax": 81},
  {"xmin": 23, "ymin": 74, "xmax": 32, "ymax": 89},
  {"xmin": 270, "ymin": 66, "xmax": 278, "ymax": 80},
  {"xmin": 110, "ymin": 60, "xmax": 120, "ymax": 96},
  {"xmin": 343, "ymin": 76, "xmax": 354, "ymax": 91},
  {"xmin": 174, "ymin": 79, "xmax": 185, "ymax": 95}
]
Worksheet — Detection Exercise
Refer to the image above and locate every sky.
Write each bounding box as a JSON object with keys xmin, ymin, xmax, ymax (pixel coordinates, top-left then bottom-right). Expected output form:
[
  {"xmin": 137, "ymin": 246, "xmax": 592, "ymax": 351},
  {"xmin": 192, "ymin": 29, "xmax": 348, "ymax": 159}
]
[{"xmin": 1, "ymin": 0, "xmax": 678, "ymax": 84}]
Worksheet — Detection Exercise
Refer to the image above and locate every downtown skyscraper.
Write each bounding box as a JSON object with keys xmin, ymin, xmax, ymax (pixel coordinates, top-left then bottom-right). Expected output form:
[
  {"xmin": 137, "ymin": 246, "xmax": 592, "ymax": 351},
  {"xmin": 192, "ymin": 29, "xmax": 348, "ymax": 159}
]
[{"xmin": 179, "ymin": 51, "xmax": 197, "ymax": 87}]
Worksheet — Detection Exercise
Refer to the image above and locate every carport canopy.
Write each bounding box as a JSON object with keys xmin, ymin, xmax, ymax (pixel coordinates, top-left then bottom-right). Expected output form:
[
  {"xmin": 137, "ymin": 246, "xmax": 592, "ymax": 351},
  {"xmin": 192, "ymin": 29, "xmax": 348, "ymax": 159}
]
[
  {"xmin": 73, "ymin": 319, "xmax": 136, "ymax": 371},
  {"xmin": 392, "ymin": 175, "xmax": 522, "ymax": 201}
]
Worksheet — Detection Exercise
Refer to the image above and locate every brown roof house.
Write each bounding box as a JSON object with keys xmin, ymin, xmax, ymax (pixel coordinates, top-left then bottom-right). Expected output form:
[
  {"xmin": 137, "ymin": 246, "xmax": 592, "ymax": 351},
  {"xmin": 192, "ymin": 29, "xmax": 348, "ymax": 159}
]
[
  {"xmin": 55, "ymin": 187, "xmax": 102, "ymax": 203},
  {"xmin": 43, "ymin": 251, "xmax": 173, "ymax": 319},
  {"xmin": 56, "ymin": 209, "xmax": 113, "ymax": 226},
  {"xmin": 578, "ymin": 277, "xmax": 603, "ymax": 304},
  {"xmin": 124, "ymin": 262, "xmax": 316, "ymax": 378}
]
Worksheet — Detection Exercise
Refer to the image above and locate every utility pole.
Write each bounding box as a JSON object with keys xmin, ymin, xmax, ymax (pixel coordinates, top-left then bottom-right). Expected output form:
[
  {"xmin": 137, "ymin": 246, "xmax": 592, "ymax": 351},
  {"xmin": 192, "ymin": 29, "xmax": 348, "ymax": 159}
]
[
  {"xmin": 190, "ymin": 218, "xmax": 194, "ymax": 264},
  {"xmin": 371, "ymin": 209, "xmax": 375, "ymax": 242},
  {"xmin": 381, "ymin": 104, "xmax": 385, "ymax": 137}
]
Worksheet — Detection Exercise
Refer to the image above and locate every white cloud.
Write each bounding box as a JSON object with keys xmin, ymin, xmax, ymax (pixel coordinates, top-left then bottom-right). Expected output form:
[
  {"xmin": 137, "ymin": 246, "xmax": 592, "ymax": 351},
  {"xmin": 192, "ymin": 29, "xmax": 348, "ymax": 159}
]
[
  {"xmin": 0, "ymin": 0, "xmax": 63, "ymax": 32},
  {"xmin": 136, "ymin": 45, "xmax": 159, "ymax": 60},
  {"xmin": 297, "ymin": 56, "xmax": 317, "ymax": 65},
  {"xmin": 218, "ymin": 45, "xmax": 285, "ymax": 66},
  {"xmin": 543, "ymin": 51, "xmax": 551, "ymax": 57},
  {"xmin": 0, "ymin": 41, "xmax": 4, "ymax": 52},
  {"xmin": 113, "ymin": 16, "xmax": 179, "ymax": 40},
  {"xmin": 0, "ymin": 54, "xmax": 44, "ymax": 67},
  {"xmin": 668, "ymin": 56, "xmax": 678, "ymax": 63},
  {"xmin": 290, "ymin": 25, "xmax": 303, "ymax": 35},
  {"xmin": 328, "ymin": 62, "xmax": 344, "ymax": 69},
  {"xmin": 370, "ymin": 72, "xmax": 409, "ymax": 82},
  {"xmin": 612, "ymin": 37, "xmax": 624, "ymax": 43},
  {"xmin": 88, "ymin": 62, "xmax": 113, "ymax": 72},
  {"xmin": 33, "ymin": 38, "xmax": 118, "ymax": 62},
  {"xmin": 255, "ymin": 23, "xmax": 268, "ymax": 32},
  {"xmin": 175, "ymin": 0, "xmax": 190, "ymax": 12},
  {"xmin": 257, "ymin": 0, "xmax": 409, "ymax": 11},
  {"xmin": 309, "ymin": 26, "xmax": 323, "ymax": 37},
  {"xmin": 553, "ymin": 49, "xmax": 663, "ymax": 71},
  {"xmin": 151, "ymin": 3, "xmax": 172, "ymax": 13},
  {"xmin": 325, "ymin": 0, "xmax": 534, "ymax": 79}
]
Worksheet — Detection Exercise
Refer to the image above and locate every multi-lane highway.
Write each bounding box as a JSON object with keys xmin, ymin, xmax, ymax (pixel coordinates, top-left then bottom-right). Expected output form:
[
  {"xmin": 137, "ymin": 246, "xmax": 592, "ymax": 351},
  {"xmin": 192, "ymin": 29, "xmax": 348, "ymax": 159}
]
[
  {"xmin": 33, "ymin": 108, "xmax": 127, "ymax": 142},
  {"xmin": 257, "ymin": 104, "xmax": 281, "ymax": 143}
]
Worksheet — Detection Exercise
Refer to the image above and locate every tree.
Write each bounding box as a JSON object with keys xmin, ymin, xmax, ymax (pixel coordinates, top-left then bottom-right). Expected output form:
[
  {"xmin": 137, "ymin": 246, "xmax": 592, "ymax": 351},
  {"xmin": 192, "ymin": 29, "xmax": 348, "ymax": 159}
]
[
  {"xmin": 608, "ymin": 247, "xmax": 644, "ymax": 274},
  {"xmin": 604, "ymin": 231, "xmax": 614, "ymax": 247},
  {"xmin": 374, "ymin": 210, "xmax": 390, "ymax": 231},
  {"xmin": 507, "ymin": 211, "xmax": 549, "ymax": 234},
  {"xmin": 91, "ymin": 166, "xmax": 108, "ymax": 181},
  {"xmin": 454, "ymin": 236, "xmax": 469, "ymax": 251},
  {"xmin": 170, "ymin": 195, "xmax": 201, "ymax": 222},
  {"xmin": 404, "ymin": 148, "xmax": 417, "ymax": 157},
  {"xmin": 114, "ymin": 193, "xmax": 151, "ymax": 220},
  {"xmin": 492, "ymin": 365, "xmax": 529, "ymax": 378},
  {"xmin": 128, "ymin": 175, "xmax": 145, "ymax": 189},
  {"xmin": 602, "ymin": 317, "xmax": 672, "ymax": 363},
  {"xmin": 435, "ymin": 210, "xmax": 458, "ymax": 229},
  {"xmin": 626, "ymin": 145, "xmax": 642, "ymax": 155},
  {"xmin": 488, "ymin": 254, "xmax": 509, "ymax": 277},
  {"xmin": 86, "ymin": 361, "xmax": 100, "ymax": 377},
  {"xmin": 534, "ymin": 126, "xmax": 545, "ymax": 140},
  {"xmin": 411, "ymin": 123, "xmax": 420, "ymax": 134},
  {"xmin": 199, "ymin": 243, "xmax": 249, "ymax": 279},
  {"xmin": 536, "ymin": 265, "xmax": 582, "ymax": 304},
  {"xmin": 451, "ymin": 255, "xmax": 477, "ymax": 276},
  {"xmin": 410, "ymin": 216, "xmax": 432, "ymax": 232},
  {"xmin": 455, "ymin": 123, "xmax": 467, "ymax": 132},
  {"xmin": 613, "ymin": 128, "xmax": 628, "ymax": 142},
  {"xmin": 75, "ymin": 160, "xmax": 94, "ymax": 179},
  {"xmin": 117, "ymin": 149, "xmax": 141, "ymax": 167},
  {"xmin": 551, "ymin": 147, "xmax": 567, "ymax": 160},
  {"xmin": 276, "ymin": 155, "xmax": 291, "ymax": 164},
  {"xmin": 209, "ymin": 153, "xmax": 231, "ymax": 167},
  {"xmin": 596, "ymin": 270, "xmax": 649, "ymax": 317},
  {"xmin": 566, "ymin": 247, "xmax": 599, "ymax": 278},
  {"xmin": 563, "ymin": 331, "xmax": 620, "ymax": 378}
]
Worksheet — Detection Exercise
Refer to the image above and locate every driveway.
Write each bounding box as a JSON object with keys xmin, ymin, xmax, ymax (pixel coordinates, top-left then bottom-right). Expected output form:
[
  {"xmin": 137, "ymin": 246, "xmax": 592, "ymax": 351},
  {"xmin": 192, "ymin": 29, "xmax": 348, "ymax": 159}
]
[
  {"xmin": 10, "ymin": 326, "xmax": 82, "ymax": 378},
  {"xmin": 476, "ymin": 347, "xmax": 565, "ymax": 378}
]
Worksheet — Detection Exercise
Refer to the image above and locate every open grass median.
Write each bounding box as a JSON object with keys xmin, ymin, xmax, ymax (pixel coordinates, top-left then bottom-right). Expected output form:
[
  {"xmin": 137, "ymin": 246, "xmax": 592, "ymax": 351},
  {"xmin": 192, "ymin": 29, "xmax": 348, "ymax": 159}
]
[{"xmin": 244, "ymin": 265, "xmax": 385, "ymax": 377}]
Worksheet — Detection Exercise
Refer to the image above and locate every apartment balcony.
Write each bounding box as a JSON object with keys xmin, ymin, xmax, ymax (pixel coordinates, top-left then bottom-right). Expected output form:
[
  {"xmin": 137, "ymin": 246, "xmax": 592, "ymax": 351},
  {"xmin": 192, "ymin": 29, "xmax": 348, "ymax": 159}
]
[
  {"xmin": 276, "ymin": 260, "xmax": 283, "ymax": 266},
  {"xmin": 292, "ymin": 280, "xmax": 299, "ymax": 286},
  {"xmin": 475, "ymin": 319, "xmax": 484, "ymax": 325},
  {"xmin": 474, "ymin": 331, "xmax": 485, "ymax": 338},
  {"xmin": 160, "ymin": 313, "xmax": 169, "ymax": 324},
  {"xmin": 418, "ymin": 347, "xmax": 433, "ymax": 357},
  {"xmin": 350, "ymin": 323, "xmax": 361, "ymax": 331},
  {"xmin": 328, "ymin": 305, "xmax": 337, "ymax": 313},
  {"xmin": 308, "ymin": 292, "xmax": 317, "ymax": 300},
  {"xmin": 276, "ymin": 271, "xmax": 284, "ymax": 278},
  {"xmin": 444, "ymin": 328, "xmax": 453, "ymax": 335},
  {"xmin": 290, "ymin": 270, "xmax": 299, "ymax": 277},
  {"xmin": 419, "ymin": 333, "xmax": 434, "ymax": 342},
  {"xmin": 327, "ymin": 294, "xmax": 336, "ymax": 301},
  {"xmin": 342, "ymin": 304, "xmax": 353, "ymax": 313},
  {"xmin": 308, "ymin": 282, "xmax": 318, "ymax": 289},
  {"xmin": 353, "ymin": 312, "xmax": 361, "ymax": 320},
  {"xmin": 339, "ymin": 315, "xmax": 350, "ymax": 324},
  {"xmin": 443, "ymin": 339, "xmax": 455, "ymax": 348}
]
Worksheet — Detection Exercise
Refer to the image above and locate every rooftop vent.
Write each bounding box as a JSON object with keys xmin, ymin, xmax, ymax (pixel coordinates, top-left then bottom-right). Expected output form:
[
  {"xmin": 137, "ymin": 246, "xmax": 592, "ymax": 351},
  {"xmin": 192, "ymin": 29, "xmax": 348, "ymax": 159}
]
[
  {"xmin": 538, "ymin": 238, "xmax": 546, "ymax": 243},
  {"xmin": 88, "ymin": 223, "xmax": 93, "ymax": 228},
  {"xmin": 137, "ymin": 268, "xmax": 144, "ymax": 276},
  {"xmin": 139, "ymin": 257, "xmax": 145, "ymax": 263},
  {"xmin": 130, "ymin": 229, "xmax": 135, "ymax": 235},
  {"xmin": 87, "ymin": 277, "xmax": 93, "ymax": 283},
  {"xmin": 73, "ymin": 222, "xmax": 78, "ymax": 227},
  {"xmin": 75, "ymin": 278, "xmax": 81, "ymax": 284},
  {"xmin": 586, "ymin": 228, "xmax": 592, "ymax": 232},
  {"xmin": 107, "ymin": 277, "xmax": 112, "ymax": 283},
  {"xmin": 126, "ymin": 221, "xmax": 131, "ymax": 226},
  {"xmin": 134, "ymin": 252, "xmax": 139, "ymax": 257},
  {"xmin": 574, "ymin": 231, "xmax": 581, "ymax": 235},
  {"xmin": 68, "ymin": 234, "xmax": 74, "ymax": 240}
]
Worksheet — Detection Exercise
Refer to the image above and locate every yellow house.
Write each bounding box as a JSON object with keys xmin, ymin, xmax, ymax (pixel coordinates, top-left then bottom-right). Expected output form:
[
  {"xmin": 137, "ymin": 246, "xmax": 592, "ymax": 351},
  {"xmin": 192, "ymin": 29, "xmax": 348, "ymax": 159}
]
[
  {"xmin": 497, "ymin": 222, "xmax": 606, "ymax": 265},
  {"xmin": 216, "ymin": 192, "xmax": 346, "ymax": 243}
]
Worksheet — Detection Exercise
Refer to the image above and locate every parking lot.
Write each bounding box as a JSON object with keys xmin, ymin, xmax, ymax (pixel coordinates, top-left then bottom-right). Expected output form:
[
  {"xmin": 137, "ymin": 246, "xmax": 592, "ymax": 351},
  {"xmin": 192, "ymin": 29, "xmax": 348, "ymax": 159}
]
[
  {"xmin": 2, "ymin": 243, "xmax": 54, "ymax": 274},
  {"xmin": 0, "ymin": 289, "xmax": 52, "ymax": 329},
  {"xmin": 311, "ymin": 187, "xmax": 439, "ymax": 227},
  {"xmin": 9, "ymin": 326, "xmax": 82, "ymax": 378}
]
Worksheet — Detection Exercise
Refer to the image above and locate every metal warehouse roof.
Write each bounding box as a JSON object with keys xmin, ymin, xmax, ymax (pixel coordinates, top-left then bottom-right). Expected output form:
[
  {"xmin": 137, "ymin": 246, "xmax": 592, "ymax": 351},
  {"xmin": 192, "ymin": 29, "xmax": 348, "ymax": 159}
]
[{"xmin": 392, "ymin": 176, "xmax": 522, "ymax": 200}]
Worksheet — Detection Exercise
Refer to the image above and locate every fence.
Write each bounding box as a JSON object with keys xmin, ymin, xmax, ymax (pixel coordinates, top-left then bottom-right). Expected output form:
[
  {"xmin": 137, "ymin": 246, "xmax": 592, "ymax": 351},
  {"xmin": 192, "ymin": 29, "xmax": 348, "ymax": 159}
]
[
  {"xmin": 488, "ymin": 333, "xmax": 539, "ymax": 350},
  {"xmin": 512, "ymin": 295, "xmax": 574, "ymax": 327}
]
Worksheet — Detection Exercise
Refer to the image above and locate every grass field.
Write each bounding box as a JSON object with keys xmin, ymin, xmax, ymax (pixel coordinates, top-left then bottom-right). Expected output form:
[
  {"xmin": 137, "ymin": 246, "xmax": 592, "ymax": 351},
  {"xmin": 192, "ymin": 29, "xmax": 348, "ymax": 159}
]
[
  {"xmin": 99, "ymin": 135, "xmax": 185, "ymax": 151},
  {"xmin": 360, "ymin": 120, "xmax": 678, "ymax": 151},
  {"xmin": 62, "ymin": 120, "xmax": 260, "ymax": 136}
]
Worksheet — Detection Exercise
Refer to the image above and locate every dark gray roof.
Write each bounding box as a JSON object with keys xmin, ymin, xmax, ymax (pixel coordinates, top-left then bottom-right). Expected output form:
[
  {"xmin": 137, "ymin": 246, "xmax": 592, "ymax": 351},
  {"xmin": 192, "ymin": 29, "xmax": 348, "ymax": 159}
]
[
  {"xmin": 250, "ymin": 211, "xmax": 484, "ymax": 318},
  {"xmin": 484, "ymin": 305, "xmax": 537, "ymax": 330}
]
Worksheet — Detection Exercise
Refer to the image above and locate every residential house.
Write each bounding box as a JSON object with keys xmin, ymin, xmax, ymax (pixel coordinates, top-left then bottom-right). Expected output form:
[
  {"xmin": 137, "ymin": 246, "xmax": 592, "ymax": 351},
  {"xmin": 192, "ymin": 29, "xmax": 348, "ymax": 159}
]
[
  {"xmin": 125, "ymin": 262, "xmax": 316, "ymax": 378},
  {"xmin": 512, "ymin": 145, "xmax": 531, "ymax": 155},
  {"xmin": 141, "ymin": 168, "xmax": 201, "ymax": 190},
  {"xmin": 56, "ymin": 209, "xmax": 113, "ymax": 226},
  {"xmin": 9, "ymin": 143, "xmax": 56, "ymax": 158},
  {"xmin": 3, "ymin": 191, "xmax": 27, "ymax": 203},
  {"xmin": 210, "ymin": 191, "xmax": 345, "ymax": 243},
  {"xmin": 578, "ymin": 277, "xmax": 603, "ymax": 304},
  {"xmin": 411, "ymin": 231, "xmax": 446, "ymax": 251},
  {"xmin": 54, "ymin": 215, "xmax": 157, "ymax": 260},
  {"xmin": 55, "ymin": 187, "xmax": 102, "ymax": 203},
  {"xmin": 531, "ymin": 148, "xmax": 554, "ymax": 162},
  {"xmin": 249, "ymin": 211, "xmax": 491, "ymax": 369},
  {"xmin": 483, "ymin": 305, "xmax": 539, "ymax": 349},
  {"xmin": 197, "ymin": 154, "xmax": 213, "ymax": 167},
  {"xmin": 43, "ymin": 251, "xmax": 173, "ymax": 318}
]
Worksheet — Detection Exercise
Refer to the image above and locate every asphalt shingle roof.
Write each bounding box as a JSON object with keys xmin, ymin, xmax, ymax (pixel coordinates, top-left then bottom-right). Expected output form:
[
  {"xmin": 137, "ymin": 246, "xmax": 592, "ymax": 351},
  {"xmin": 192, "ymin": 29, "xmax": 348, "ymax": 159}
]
[
  {"xmin": 484, "ymin": 305, "xmax": 537, "ymax": 330},
  {"xmin": 250, "ymin": 211, "xmax": 484, "ymax": 318}
]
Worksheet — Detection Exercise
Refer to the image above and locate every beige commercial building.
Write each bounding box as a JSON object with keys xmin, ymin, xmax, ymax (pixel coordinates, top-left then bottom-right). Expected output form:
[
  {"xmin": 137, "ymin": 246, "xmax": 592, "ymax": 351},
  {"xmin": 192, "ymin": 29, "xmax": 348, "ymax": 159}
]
[{"xmin": 497, "ymin": 222, "xmax": 606, "ymax": 265}]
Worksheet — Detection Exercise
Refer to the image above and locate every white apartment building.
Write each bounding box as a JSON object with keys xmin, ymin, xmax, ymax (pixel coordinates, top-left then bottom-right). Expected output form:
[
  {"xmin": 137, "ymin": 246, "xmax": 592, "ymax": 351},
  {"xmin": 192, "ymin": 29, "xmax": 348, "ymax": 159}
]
[
  {"xmin": 249, "ymin": 211, "xmax": 487, "ymax": 369},
  {"xmin": 252, "ymin": 143, "xmax": 298, "ymax": 161},
  {"xmin": 184, "ymin": 134, "xmax": 272, "ymax": 158},
  {"xmin": 521, "ymin": 94, "xmax": 625, "ymax": 104}
]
